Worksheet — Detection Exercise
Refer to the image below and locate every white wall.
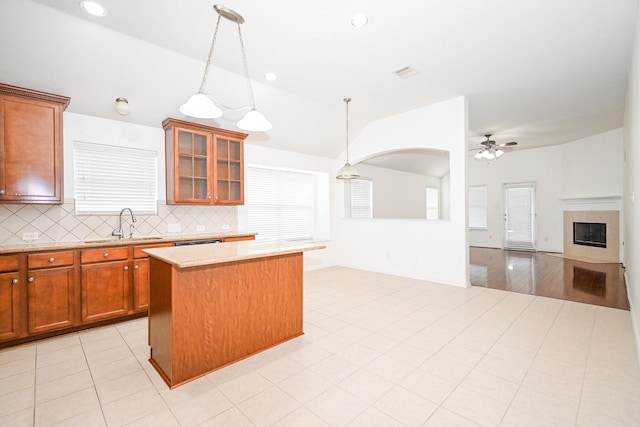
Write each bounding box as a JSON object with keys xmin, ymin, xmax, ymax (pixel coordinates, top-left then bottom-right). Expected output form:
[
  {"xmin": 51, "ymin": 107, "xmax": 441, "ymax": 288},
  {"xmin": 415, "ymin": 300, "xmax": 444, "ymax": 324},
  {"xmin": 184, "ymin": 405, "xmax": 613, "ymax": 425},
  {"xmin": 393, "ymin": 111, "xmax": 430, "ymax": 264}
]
[
  {"xmin": 468, "ymin": 145, "xmax": 564, "ymax": 252},
  {"xmin": 468, "ymin": 129, "xmax": 624, "ymax": 254},
  {"xmin": 241, "ymin": 144, "xmax": 337, "ymax": 272},
  {"xmin": 623, "ymin": 4, "xmax": 640, "ymax": 363},
  {"xmin": 561, "ymin": 129, "xmax": 624, "ymax": 199},
  {"xmin": 63, "ymin": 112, "xmax": 166, "ymax": 200},
  {"xmin": 331, "ymin": 97, "xmax": 468, "ymax": 287},
  {"xmin": 355, "ymin": 163, "xmax": 441, "ymax": 219}
]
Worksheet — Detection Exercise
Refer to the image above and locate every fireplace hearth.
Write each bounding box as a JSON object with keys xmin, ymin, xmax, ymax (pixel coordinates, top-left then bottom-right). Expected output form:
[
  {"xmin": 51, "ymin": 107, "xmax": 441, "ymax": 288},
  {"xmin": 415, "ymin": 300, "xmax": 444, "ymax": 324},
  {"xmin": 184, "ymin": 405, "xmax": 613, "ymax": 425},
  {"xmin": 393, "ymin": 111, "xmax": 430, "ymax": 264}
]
[{"xmin": 573, "ymin": 222, "xmax": 606, "ymax": 248}]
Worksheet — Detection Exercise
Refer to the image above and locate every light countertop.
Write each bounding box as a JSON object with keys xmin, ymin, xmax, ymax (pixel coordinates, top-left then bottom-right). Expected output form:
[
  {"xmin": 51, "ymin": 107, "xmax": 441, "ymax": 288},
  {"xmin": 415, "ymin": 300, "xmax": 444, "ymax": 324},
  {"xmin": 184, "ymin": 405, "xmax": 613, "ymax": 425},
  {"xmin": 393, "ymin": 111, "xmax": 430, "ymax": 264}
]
[
  {"xmin": 0, "ymin": 232, "xmax": 257, "ymax": 255},
  {"xmin": 143, "ymin": 240, "xmax": 326, "ymax": 268}
]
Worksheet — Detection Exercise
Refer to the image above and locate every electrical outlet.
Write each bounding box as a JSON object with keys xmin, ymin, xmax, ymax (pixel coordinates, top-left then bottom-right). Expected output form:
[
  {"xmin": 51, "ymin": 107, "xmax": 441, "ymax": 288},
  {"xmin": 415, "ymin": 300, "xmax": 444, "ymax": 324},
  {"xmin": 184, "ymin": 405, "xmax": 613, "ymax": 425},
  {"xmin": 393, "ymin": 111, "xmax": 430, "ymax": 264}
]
[
  {"xmin": 167, "ymin": 223, "xmax": 181, "ymax": 233},
  {"xmin": 22, "ymin": 231, "xmax": 39, "ymax": 241},
  {"xmin": 196, "ymin": 225, "xmax": 205, "ymax": 232},
  {"xmin": 222, "ymin": 224, "xmax": 230, "ymax": 231}
]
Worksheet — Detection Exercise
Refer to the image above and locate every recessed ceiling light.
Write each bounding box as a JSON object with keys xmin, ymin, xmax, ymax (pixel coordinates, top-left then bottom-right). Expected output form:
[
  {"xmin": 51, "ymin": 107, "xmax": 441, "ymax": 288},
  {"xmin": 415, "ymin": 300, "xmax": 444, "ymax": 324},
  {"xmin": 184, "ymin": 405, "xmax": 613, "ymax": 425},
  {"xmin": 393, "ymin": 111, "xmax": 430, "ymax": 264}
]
[
  {"xmin": 351, "ymin": 14, "xmax": 368, "ymax": 27},
  {"xmin": 264, "ymin": 72, "xmax": 277, "ymax": 82},
  {"xmin": 79, "ymin": 1, "xmax": 107, "ymax": 17}
]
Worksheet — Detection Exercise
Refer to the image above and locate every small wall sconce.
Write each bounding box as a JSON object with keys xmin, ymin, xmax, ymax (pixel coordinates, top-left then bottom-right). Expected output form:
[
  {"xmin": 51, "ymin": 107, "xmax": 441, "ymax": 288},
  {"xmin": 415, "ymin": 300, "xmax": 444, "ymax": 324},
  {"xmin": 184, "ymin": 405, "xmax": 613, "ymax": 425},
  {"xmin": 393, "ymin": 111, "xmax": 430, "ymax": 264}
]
[{"xmin": 115, "ymin": 97, "xmax": 130, "ymax": 115}]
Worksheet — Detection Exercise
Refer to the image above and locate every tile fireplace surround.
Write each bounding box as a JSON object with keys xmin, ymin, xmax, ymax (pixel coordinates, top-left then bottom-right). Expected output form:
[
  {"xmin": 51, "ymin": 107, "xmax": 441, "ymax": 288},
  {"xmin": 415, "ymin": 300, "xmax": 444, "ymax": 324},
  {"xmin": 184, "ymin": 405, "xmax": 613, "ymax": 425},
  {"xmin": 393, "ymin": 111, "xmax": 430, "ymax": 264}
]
[{"xmin": 563, "ymin": 210, "xmax": 619, "ymax": 263}]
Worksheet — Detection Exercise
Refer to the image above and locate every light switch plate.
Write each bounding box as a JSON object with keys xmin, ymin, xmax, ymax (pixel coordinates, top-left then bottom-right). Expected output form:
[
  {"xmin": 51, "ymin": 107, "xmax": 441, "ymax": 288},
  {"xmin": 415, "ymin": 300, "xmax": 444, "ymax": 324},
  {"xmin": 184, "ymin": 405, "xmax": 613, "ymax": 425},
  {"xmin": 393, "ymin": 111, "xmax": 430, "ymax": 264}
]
[{"xmin": 167, "ymin": 223, "xmax": 181, "ymax": 233}]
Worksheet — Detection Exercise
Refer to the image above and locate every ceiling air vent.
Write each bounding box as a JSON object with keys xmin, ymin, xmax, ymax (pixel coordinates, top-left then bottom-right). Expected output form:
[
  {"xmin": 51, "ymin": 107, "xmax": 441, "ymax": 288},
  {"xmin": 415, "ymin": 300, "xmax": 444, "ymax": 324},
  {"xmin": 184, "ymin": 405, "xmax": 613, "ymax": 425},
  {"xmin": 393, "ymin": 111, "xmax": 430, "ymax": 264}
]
[{"xmin": 394, "ymin": 66, "xmax": 418, "ymax": 79}]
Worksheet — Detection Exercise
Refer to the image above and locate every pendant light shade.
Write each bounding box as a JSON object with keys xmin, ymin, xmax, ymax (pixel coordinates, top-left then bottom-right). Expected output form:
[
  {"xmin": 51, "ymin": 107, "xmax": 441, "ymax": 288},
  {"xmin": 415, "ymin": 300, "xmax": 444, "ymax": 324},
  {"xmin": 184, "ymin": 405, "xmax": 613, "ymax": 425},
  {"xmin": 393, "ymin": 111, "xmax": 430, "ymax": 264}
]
[
  {"xmin": 180, "ymin": 4, "xmax": 271, "ymax": 131},
  {"xmin": 237, "ymin": 109, "xmax": 272, "ymax": 131},
  {"xmin": 336, "ymin": 97, "xmax": 359, "ymax": 180},
  {"xmin": 336, "ymin": 163, "xmax": 359, "ymax": 180},
  {"xmin": 179, "ymin": 93, "xmax": 223, "ymax": 119}
]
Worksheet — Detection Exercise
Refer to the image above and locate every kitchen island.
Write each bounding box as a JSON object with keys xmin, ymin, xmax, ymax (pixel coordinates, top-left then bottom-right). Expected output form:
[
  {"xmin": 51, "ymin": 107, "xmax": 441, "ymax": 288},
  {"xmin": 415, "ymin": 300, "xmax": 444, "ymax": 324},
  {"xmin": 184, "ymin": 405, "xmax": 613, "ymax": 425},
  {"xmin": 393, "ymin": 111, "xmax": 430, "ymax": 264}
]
[{"xmin": 143, "ymin": 240, "xmax": 325, "ymax": 388}]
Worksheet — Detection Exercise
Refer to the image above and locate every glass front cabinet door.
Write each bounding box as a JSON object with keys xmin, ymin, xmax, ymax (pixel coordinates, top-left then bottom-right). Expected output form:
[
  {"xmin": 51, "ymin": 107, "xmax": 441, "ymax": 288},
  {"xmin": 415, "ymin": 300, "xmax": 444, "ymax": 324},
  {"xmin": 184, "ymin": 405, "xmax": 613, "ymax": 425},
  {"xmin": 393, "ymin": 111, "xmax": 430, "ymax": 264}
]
[
  {"xmin": 163, "ymin": 118, "xmax": 247, "ymax": 205},
  {"xmin": 214, "ymin": 136, "xmax": 244, "ymax": 204}
]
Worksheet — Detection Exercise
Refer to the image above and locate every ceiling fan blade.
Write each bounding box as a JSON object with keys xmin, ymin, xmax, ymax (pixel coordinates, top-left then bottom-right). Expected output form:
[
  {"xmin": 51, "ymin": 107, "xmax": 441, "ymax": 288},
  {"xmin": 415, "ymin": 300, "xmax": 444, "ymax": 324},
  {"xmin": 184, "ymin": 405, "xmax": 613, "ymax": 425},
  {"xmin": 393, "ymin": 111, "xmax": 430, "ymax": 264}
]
[{"xmin": 496, "ymin": 141, "xmax": 518, "ymax": 147}]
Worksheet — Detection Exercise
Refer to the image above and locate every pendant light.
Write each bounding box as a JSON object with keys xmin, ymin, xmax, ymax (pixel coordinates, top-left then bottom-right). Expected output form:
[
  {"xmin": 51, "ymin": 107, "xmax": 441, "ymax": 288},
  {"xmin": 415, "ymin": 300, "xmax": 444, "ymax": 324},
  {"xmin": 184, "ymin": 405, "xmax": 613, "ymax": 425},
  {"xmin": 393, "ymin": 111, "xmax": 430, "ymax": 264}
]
[
  {"xmin": 336, "ymin": 98, "xmax": 359, "ymax": 180},
  {"xmin": 179, "ymin": 4, "xmax": 272, "ymax": 131}
]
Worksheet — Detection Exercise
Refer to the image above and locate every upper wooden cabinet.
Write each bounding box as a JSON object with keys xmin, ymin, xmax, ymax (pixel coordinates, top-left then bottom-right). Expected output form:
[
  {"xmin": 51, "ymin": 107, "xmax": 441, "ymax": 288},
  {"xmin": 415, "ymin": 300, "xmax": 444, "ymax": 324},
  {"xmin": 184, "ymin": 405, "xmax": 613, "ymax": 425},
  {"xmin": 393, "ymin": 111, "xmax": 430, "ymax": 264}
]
[
  {"xmin": 0, "ymin": 83, "xmax": 70, "ymax": 204},
  {"xmin": 163, "ymin": 118, "xmax": 246, "ymax": 205}
]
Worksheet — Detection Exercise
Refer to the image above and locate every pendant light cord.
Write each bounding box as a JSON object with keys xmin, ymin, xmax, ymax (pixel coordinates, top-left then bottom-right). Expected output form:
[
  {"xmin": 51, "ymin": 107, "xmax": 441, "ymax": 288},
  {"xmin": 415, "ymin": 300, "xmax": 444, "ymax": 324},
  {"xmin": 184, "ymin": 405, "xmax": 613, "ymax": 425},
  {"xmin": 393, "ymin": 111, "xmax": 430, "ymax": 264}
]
[
  {"xmin": 199, "ymin": 14, "xmax": 222, "ymax": 94},
  {"xmin": 344, "ymin": 97, "xmax": 351, "ymax": 164},
  {"xmin": 237, "ymin": 22, "xmax": 257, "ymax": 110}
]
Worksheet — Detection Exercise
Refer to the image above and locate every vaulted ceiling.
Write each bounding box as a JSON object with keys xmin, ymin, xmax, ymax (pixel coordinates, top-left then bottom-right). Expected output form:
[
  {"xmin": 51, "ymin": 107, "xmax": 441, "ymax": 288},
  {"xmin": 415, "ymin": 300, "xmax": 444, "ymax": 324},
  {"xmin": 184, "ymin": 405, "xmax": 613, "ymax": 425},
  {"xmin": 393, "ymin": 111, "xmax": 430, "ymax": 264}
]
[{"xmin": 2, "ymin": 0, "xmax": 638, "ymax": 159}]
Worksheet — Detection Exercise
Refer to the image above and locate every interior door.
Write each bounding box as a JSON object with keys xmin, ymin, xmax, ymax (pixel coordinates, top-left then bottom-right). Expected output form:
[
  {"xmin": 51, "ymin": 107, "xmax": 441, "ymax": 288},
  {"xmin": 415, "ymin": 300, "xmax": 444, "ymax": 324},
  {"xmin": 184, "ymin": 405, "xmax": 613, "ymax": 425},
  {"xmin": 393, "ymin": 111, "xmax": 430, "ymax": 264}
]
[{"xmin": 503, "ymin": 182, "xmax": 536, "ymax": 250}]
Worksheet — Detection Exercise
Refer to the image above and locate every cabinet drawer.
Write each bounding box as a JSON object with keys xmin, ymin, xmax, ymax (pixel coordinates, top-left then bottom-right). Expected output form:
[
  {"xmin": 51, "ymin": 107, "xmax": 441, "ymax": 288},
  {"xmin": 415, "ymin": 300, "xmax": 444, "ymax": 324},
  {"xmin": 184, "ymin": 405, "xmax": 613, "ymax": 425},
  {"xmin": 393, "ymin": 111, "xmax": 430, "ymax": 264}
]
[
  {"xmin": 133, "ymin": 243, "xmax": 173, "ymax": 259},
  {"xmin": 28, "ymin": 251, "xmax": 74, "ymax": 269},
  {"xmin": 0, "ymin": 255, "xmax": 19, "ymax": 272},
  {"xmin": 81, "ymin": 247, "xmax": 129, "ymax": 264}
]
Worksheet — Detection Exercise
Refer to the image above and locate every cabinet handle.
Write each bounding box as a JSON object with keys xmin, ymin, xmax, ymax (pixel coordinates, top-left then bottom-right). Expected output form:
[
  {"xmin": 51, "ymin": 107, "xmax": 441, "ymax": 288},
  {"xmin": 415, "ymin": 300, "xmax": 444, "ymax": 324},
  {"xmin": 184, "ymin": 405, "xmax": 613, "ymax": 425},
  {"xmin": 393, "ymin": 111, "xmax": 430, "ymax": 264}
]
[
  {"xmin": 11, "ymin": 279, "xmax": 18, "ymax": 284},
  {"xmin": 134, "ymin": 265, "xmax": 139, "ymax": 270},
  {"xmin": 0, "ymin": 190, "xmax": 4, "ymax": 195},
  {"xmin": 103, "ymin": 252, "xmax": 109, "ymax": 258},
  {"xmin": 124, "ymin": 266, "xmax": 129, "ymax": 271},
  {"xmin": 49, "ymin": 257, "xmax": 55, "ymax": 263},
  {"xmin": 28, "ymin": 277, "xmax": 34, "ymax": 283},
  {"xmin": 214, "ymin": 195, "xmax": 219, "ymax": 200}
]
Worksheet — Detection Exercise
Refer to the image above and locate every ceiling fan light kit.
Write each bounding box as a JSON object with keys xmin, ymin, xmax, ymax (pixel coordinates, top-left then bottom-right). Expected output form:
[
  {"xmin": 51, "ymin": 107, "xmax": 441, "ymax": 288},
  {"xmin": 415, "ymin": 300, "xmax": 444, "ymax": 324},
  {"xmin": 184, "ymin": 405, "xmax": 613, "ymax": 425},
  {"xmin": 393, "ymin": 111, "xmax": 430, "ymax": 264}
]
[
  {"xmin": 180, "ymin": 4, "xmax": 272, "ymax": 132},
  {"xmin": 471, "ymin": 134, "xmax": 517, "ymax": 161}
]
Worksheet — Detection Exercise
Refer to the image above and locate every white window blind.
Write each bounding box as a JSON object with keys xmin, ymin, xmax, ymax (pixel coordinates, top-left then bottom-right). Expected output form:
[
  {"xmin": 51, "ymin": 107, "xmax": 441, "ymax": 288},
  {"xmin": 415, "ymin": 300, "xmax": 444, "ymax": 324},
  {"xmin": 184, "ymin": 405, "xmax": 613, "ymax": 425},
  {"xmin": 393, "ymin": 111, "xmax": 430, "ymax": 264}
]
[
  {"xmin": 426, "ymin": 187, "xmax": 439, "ymax": 220},
  {"xmin": 246, "ymin": 167, "xmax": 315, "ymax": 241},
  {"xmin": 504, "ymin": 183, "xmax": 536, "ymax": 250},
  {"xmin": 469, "ymin": 185, "xmax": 487, "ymax": 228},
  {"xmin": 74, "ymin": 142, "xmax": 157, "ymax": 214},
  {"xmin": 350, "ymin": 179, "xmax": 372, "ymax": 219}
]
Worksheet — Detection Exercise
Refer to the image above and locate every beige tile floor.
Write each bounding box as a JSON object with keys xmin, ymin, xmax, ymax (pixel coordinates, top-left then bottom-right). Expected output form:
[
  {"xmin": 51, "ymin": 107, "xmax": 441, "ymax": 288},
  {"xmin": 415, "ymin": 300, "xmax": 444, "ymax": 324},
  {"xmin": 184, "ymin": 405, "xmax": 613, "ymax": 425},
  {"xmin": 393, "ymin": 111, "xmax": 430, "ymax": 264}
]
[{"xmin": 1, "ymin": 266, "xmax": 640, "ymax": 426}]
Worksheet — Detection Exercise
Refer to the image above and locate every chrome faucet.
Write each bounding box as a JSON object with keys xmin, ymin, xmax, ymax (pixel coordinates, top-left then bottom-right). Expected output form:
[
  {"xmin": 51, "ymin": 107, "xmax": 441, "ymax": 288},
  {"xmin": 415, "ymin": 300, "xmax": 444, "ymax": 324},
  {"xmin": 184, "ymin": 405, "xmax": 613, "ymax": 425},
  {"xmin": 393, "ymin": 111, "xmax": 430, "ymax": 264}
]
[{"xmin": 112, "ymin": 208, "xmax": 137, "ymax": 239}]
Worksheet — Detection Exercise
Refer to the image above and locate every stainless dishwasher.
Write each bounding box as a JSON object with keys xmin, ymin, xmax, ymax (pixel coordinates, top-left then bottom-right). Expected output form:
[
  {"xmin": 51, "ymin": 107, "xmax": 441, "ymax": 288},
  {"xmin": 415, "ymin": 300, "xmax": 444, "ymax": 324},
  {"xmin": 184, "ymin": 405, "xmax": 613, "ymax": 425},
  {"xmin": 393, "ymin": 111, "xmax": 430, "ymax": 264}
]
[{"xmin": 173, "ymin": 239, "xmax": 223, "ymax": 246}]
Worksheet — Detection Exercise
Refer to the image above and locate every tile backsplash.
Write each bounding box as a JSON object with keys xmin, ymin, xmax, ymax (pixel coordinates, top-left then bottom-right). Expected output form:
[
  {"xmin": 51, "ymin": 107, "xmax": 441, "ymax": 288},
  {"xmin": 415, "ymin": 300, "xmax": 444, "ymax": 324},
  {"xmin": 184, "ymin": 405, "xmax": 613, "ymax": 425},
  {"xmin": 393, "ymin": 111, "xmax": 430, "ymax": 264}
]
[{"xmin": 0, "ymin": 200, "xmax": 238, "ymax": 245}]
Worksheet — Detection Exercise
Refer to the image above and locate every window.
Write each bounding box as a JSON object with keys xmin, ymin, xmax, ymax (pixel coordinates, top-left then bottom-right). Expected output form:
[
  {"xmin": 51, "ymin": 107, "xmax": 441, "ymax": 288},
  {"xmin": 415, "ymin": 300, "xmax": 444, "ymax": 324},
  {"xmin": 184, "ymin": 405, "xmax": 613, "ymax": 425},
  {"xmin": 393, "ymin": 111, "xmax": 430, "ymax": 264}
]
[
  {"xmin": 74, "ymin": 142, "xmax": 157, "ymax": 214},
  {"xmin": 350, "ymin": 179, "xmax": 372, "ymax": 219},
  {"xmin": 426, "ymin": 187, "xmax": 439, "ymax": 220},
  {"xmin": 246, "ymin": 166, "xmax": 316, "ymax": 241},
  {"xmin": 469, "ymin": 185, "xmax": 487, "ymax": 228}
]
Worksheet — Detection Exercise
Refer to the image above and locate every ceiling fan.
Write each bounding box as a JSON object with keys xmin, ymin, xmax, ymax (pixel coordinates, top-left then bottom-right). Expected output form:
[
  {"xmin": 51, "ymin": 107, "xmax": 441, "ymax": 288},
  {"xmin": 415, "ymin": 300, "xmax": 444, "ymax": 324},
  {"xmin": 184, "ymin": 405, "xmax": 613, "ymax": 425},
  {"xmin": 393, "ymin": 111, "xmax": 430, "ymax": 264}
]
[{"xmin": 470, "ymin": 134, "xmax": 518, "ymax": 160}]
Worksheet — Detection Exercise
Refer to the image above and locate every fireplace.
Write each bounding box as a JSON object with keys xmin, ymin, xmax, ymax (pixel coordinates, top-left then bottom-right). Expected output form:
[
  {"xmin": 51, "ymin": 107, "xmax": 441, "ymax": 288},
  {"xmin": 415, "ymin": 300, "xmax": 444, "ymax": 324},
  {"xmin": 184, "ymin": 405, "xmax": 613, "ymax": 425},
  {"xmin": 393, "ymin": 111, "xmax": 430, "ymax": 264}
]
[
  {"xmin": 573, "ymin": 222, "xmax": 606, "ymax": 248},
  {"xmin": 563, "ymin": 211, "xmax": 619, "ymax": 263}
]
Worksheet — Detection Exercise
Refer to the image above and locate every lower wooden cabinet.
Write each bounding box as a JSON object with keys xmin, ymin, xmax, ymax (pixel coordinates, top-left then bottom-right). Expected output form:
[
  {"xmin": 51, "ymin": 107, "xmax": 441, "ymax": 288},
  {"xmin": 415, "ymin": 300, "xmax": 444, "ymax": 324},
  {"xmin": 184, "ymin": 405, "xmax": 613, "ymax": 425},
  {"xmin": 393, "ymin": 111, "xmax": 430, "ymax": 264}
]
[
  {"xmin": 0, "ymin": 270, "xmax": 21, "ymax": 341},
  {"xmin": 0, "ymin": 235, "xmax": 256, "ymax": 346},
  {"xmin": 27, "ymin": 266, "xmax": 75, "ymax": 334},
  {"xmin": 132, "ymin": 258, "xmax": 150, "ymax": 312},
  {"xmin": 81, "ymin": 256, "xmax": 130, "ymax": 324},
  {"xmin": 132, "ymin": 243, "xmax": 172, "ymax": 313},
  {"xmin": 26, "ymin": 250, "xmax": 76, "ymax": 335}
]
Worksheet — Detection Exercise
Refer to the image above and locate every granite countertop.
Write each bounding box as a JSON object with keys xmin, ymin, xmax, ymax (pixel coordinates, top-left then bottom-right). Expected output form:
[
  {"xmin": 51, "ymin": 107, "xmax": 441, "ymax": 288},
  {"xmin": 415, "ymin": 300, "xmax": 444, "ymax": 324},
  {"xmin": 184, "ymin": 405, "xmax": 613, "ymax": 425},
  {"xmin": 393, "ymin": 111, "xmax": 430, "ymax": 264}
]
[
  {"xmin": 143, "ymin": 240, "xmax": 326, "ymax": 268},
  {"xmin": 0, "ymin": 232, "xmax": 257, "ymax": 255}
]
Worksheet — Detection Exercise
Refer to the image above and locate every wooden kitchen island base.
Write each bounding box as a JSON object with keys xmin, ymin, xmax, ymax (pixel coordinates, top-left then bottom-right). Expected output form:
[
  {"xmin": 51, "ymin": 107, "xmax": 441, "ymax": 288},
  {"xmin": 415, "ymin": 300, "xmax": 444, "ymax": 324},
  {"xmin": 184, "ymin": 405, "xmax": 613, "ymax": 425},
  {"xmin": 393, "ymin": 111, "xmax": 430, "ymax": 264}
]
[{"xmin": 145, "ymin": 241, "xmax": 323, "ymax": 389}]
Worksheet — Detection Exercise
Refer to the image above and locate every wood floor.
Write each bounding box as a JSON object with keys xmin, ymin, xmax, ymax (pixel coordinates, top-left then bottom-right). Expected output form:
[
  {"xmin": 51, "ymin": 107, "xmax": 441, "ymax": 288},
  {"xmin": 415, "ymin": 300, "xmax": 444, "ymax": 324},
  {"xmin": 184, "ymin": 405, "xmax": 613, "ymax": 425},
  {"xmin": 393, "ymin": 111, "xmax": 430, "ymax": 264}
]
[{"xmin": 469, "ymin": 246, "xmax": 630, "ymax": 310}]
